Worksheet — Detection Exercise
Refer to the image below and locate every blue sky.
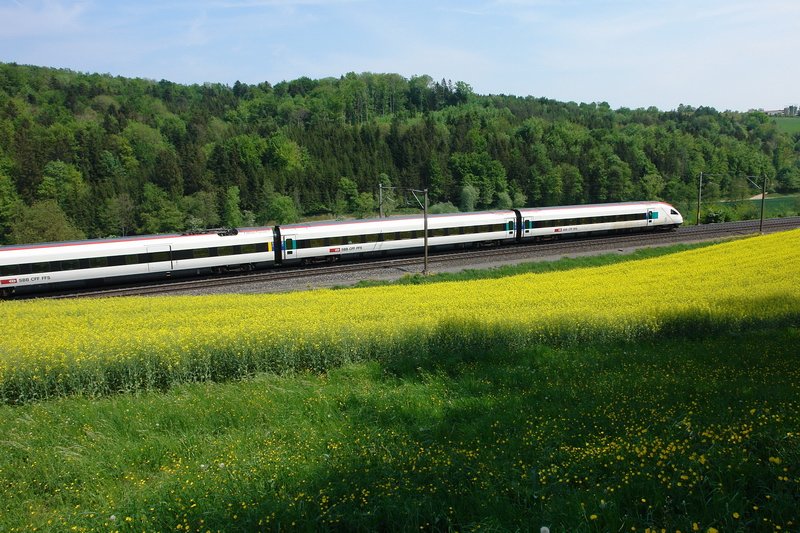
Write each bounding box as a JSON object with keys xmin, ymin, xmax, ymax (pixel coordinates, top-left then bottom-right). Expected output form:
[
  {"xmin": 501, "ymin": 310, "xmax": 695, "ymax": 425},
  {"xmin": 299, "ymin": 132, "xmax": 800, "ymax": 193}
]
[{"xmin": 1, "ymin": 0, "xmax": 797, "ymax": 112}]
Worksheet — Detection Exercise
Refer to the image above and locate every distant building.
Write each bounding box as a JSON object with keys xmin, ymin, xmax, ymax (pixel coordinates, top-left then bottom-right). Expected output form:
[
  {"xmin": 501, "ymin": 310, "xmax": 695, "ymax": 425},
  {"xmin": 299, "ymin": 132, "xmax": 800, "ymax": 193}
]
[{"xmin": 763, "ymin": 106, "xmax": 799, "ymax": 117}]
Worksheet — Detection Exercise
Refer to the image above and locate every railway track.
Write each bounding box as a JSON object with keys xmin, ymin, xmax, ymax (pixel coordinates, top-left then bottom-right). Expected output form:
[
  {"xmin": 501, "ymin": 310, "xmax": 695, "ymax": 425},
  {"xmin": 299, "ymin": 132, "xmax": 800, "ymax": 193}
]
[{"xmin": 42, "ymin": 216, "xmax": 800, "ymax": 299}]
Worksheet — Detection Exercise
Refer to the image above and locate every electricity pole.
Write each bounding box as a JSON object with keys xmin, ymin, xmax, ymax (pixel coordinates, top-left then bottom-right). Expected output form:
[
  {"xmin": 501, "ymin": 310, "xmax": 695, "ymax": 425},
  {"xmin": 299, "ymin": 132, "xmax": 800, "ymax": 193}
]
[
  {"xmin": 379, "ymin": 184, "xmax": 430, "ymax": 275},
  {"xmin": 745, "ymin": 175, "xmax": 768, "ymax": 234}
]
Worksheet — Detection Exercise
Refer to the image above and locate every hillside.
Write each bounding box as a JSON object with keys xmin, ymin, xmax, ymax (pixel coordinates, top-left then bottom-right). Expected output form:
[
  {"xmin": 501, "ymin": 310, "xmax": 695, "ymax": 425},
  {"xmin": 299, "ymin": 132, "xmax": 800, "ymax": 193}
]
[{"xmin": 1, "ymin": 62, "xmax": 799, "ymax": 244}]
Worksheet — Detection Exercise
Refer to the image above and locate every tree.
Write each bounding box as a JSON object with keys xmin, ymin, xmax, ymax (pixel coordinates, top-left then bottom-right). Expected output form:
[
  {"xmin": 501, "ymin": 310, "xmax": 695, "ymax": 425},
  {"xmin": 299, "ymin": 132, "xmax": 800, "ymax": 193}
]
[
  {"xmin": 153, "ymin": 148, "xmax": 184, "ymax": 199},
  {"xmin": 267, "ymin": 132, "xmax": 307, "ymax": 172},
  {"xmin": 139, "ymin": 183, "xmax": 184, "ymax": 234},
  {"xmin": 429, "ymin": 201, "xmax": 459, "ymax": 214},
  {"xmin": 337, "ymin": 177, "xmax": 360, "ymax": 212},
  {"xmin": 0, "ymin": 170, "xmax": 23, "ymax": 243},
  {"xmin": 558, "ymin": 164, "xmax": 585, "ymax": 205},
  {"xmin": 495, "ymin": 191, "xmax": 513, "ymax": 209},
  {"xmin": 459, "ymin": 184, "xmax": 479, "ymax": 212},
  {"xmin": 222, "ymin": 185, "xmax": 243, "ymax": 227},
  {"xmin": 265, "ymin": 193, "xmax": 299, "ymax": 224},
  {"xmin": 9, "ymin": 200, "xmax": 85, "ymax": 244},
  {"xmin": 377, "ymin": 173, "xmax": 398, "ymax": 216},
  {"xmin": 449, "ymin": 151, "xmax": 508, "ymax": 208},
  {"xmin": 37, "ymin": 160, "xmax": 89, "ymax": 226},
  {"xmin": 103, "ymin": 193, "xmax": 136, "ymax": 236},
  {"xmin": 181, "ymin": 190, "xmax": 220, "ymax": 230},
  {"xmin": 354, "ymin": 191, "xmax": 375, "ymax": 218},
  {"xmin": 512, "ymin": 190, "xmax": 527, "ymax": 208}
]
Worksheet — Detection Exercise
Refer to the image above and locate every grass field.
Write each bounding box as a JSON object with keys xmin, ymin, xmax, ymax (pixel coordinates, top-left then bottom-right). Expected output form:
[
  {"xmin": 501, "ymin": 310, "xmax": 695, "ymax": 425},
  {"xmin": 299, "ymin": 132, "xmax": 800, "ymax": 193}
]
[
  {"xmin": 1, "ymin": 231, "xmax": 798, "ymax": 531},
  {"xmin": 0, "ymin": 329, "xmax": 798, "ymax": 531},
  {"xmin": 774, "ymin": 116, "xmax": 800, "ymax": 135}
]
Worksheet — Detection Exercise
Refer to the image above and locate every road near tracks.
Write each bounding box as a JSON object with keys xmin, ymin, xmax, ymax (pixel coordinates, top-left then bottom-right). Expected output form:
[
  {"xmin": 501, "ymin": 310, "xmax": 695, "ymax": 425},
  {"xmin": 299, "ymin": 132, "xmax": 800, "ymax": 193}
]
[{"xmin": 47, "ymin": 216, "xmax": 800, "ymax": 299}]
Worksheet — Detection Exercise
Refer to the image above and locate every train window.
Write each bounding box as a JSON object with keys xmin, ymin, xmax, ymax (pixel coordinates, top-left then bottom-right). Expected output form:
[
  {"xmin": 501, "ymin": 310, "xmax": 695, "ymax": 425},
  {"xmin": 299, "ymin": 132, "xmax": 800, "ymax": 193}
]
[
  {"xmin": 173, "ymin": 250, "xmax": 193, "ymax": 261},
  {"xmin": 149, "ymin": 252, "xmax": 171, "ymax": 263},
  {"xmin": 0, "ymin": 264, "xmax": 20, "ymax": 276},
  {"xmin": 193, "ymin": 248, "xmax": 210, "ymax": 259},
  {"xmin": 31, "ymin": 262, "xmax": 51, "ymax": 273},
  {"xmin": 217, "ymin": 246, "xmax": 234, "ymax": 257},
  {"xmin": 62, "ymin": 259, "xmax": 80, "ymax": 270},
  {"xmin": 89, "ymin": 257, "xmax": 108, "ymax": 268},
  {"xmin": 107, "ymin": 255, "xmax": 126, "ymax": 267},
  {"xmin": 670, "ymin": 209, "xmax": 679, "ymax": 215},
  {"xmin": 241, "ymin": 244, "xmax": 257, "ymax": 254}
]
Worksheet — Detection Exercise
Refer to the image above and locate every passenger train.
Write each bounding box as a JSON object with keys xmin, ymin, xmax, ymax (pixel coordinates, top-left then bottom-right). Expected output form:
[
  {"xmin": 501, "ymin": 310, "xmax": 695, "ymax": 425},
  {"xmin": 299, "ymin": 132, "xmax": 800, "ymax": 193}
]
[{"xmin": 0, "ymin": 201, "xmax": 683, "ymax": 296}]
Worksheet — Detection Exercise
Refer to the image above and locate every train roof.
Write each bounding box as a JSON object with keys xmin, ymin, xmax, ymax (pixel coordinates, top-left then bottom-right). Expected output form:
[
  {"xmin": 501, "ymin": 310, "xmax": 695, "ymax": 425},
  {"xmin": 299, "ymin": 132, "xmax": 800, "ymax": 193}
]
[
  {"xmin": 516, "ymin": 201, "xmax": 674, "ymax": 214},
  {"xmin": 279, "ymin": 210, "xmax": 515, "ymax": 231},
  {"xmin": 0, "ymin": 227, "xmax": 275, "ymax": 252}
]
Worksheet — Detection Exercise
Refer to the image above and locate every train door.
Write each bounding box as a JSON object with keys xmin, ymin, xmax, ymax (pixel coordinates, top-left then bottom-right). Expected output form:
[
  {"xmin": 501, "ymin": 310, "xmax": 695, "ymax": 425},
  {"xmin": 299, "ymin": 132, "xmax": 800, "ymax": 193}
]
[
  {"xmin": 522, "ymin": 218, "xmax": 534, "ymax": 238},
  {"xmin": 282, "ymin": 234, "xmax": 297, "ymax": 261},
  {"xmin": 146, "ymin": 245, "xmax": 173, "ymax": 272},
  {"xmin": 506, "ymin": 218, "xmax": 516, "ymax": 240},
  {"xmin": 647, "ymin": 208, "xmax": 658, "ymax": 226}
]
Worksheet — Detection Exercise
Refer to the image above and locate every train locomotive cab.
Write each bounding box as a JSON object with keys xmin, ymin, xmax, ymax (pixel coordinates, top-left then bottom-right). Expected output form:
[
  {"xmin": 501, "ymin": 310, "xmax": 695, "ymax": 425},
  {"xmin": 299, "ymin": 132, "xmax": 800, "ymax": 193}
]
[
  {"xmin": 646, "ymin": 203, "xmax": 683, "ymax": 230},
  {"xmin": 666, "ymin": 205, "xmax": 684, "ymax": 228}
]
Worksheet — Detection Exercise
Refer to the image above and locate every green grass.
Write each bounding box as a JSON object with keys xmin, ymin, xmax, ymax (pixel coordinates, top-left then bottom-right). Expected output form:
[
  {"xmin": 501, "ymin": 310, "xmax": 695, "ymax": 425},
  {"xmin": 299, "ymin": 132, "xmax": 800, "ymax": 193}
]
[
  {"xmin": 774, "ymin": 116, "xmax": 800, "ymax": 135},
  {"xmin": 1, "ymin": 326, "xmax": 797, "ymax": 532},
  {"xmin": 343, "ymin": 241, "xmax": 719, "ymax": 288}
]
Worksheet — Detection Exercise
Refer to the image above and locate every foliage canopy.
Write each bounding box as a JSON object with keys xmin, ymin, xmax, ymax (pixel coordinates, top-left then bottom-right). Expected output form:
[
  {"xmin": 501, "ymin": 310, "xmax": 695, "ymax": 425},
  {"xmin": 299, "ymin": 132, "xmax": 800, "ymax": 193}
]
[{"xmin": 1, "ymin": 63, "xmax": 798, "ymax": 243}]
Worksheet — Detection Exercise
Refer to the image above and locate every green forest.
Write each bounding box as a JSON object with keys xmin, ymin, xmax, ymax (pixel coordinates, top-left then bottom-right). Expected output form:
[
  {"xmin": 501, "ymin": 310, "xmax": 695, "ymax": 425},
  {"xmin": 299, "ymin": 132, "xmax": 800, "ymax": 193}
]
[{"xmin": 1, "ymin": 62, "xmax": 798, "ymax": 244}]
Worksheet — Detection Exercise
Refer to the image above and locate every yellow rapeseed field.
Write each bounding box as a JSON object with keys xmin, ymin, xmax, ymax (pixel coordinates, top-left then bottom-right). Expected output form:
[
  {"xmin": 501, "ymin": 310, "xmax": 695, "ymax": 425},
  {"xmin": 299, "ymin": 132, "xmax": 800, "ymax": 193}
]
[{"xmin": 1, "ymin": 229, "xmax": 799, "ymax": 402}]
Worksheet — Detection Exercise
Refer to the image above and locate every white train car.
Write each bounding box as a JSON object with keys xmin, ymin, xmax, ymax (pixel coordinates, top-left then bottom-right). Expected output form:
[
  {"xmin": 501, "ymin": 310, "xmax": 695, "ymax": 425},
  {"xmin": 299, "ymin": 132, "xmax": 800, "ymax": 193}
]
[
  {"xmin": 0, "ymin": 228, "xmax": 276, "ymax": 296},
  {"xmin": 0, "ymin": 202, "xmax": 684, "ymax": 297},
  {"xmin": 517, "ymin": 202, "xmax": 682, "ymax": 240},
  {"xmin": 277, "ymin": 210, "xmax": 517, "ymax": 264}
]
